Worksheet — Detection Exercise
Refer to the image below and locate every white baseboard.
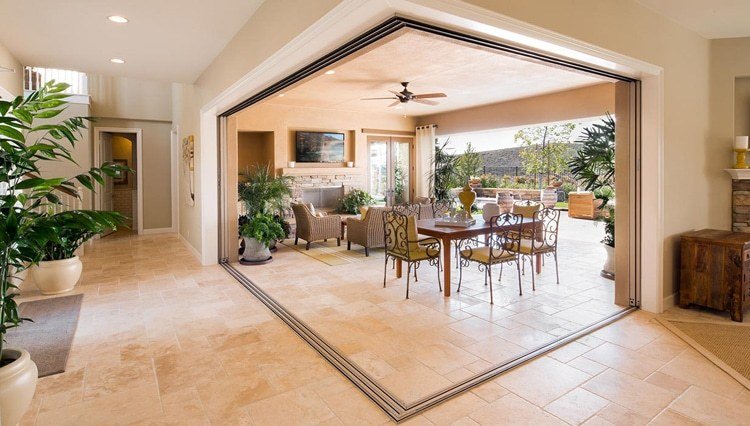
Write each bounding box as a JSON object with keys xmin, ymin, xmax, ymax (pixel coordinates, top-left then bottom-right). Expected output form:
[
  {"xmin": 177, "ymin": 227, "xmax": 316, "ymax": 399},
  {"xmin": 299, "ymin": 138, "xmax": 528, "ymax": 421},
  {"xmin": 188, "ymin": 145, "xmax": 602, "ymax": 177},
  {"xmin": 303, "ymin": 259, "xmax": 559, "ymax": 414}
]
[
  {"xmin": 178, "ymin": 233, "xmax": 202, "ymax": 262},
  {"xmin": 141, "ymin": 227, "xmax": 176, "ymax": 235},
  {"xmin": 663, "ymin": 292, "xmax": 677, "ymax": 310}
]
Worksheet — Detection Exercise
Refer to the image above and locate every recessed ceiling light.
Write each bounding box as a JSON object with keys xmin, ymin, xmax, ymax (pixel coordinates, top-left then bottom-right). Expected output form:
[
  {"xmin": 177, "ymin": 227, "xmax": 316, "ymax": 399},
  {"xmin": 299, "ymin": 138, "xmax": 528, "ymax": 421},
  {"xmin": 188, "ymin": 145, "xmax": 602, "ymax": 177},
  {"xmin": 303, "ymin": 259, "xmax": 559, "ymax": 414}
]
[
  {"xmin": 324, "ymin": 70, "xmax": 336, "ymax": 75},
  {"xmin": 109, "ymin": 58, "xmax": 125, "ymax": 64},
  {"xmin": 107, "ymin": 15, "xmax": 129, "ymax": 23},
  {"xmin": 277, "ymin": 93, "xmax": 285, "ymax": 97}
]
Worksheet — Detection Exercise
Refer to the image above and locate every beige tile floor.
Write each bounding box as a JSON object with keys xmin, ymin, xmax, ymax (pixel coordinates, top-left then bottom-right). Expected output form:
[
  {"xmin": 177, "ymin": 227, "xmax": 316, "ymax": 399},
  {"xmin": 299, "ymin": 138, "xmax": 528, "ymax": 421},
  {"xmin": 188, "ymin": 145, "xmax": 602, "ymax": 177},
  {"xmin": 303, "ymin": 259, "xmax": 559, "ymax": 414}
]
[{"xmin": 15, "ymin": 233, "xmax": 750, "ymax": 425}]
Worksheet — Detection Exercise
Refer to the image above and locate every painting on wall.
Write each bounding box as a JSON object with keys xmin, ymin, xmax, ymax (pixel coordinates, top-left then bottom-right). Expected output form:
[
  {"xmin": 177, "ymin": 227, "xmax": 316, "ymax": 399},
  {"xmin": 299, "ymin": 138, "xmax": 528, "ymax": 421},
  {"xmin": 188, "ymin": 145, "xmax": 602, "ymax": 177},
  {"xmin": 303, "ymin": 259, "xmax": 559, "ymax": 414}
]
[
  {"xmin": 182, "ymin": 135, "xmax": 195, "ymax": 206},
  {"xmin": 113, "ymin": 159, "xmax": 128, "ymax": 185}
]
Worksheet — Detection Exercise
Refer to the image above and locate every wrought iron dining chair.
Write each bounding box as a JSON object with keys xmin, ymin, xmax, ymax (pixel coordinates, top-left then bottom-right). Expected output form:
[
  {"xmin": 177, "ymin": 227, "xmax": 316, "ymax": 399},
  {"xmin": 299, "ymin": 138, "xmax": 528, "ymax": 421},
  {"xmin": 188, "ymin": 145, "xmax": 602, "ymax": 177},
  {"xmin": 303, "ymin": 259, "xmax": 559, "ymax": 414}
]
[
  {"xmin": 392, "ymin": 202, "xmax": 421, "ymax": 217},
  {"xmin": 509, "ymin": 207, "xmax": 561, "ymax": 290},
  {"xmin": 432, "ymin": 200, "xmax": 453, "ymax": 218},
  {"xmin": 383, "ymin": 210, "xmax": 442, "ymax": 299},
  {"xmin": 457, "ymin": 213, "xmax": 523, "ymax": 302}
]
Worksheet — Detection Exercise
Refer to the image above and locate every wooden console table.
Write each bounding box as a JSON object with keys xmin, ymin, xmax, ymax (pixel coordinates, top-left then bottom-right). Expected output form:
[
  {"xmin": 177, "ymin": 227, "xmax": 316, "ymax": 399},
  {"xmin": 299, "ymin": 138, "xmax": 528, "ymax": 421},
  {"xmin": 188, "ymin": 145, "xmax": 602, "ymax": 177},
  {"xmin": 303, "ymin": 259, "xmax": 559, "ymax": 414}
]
[{"xmin": 680, "ymin": 229, "xmax": 750, "ymax": 322}]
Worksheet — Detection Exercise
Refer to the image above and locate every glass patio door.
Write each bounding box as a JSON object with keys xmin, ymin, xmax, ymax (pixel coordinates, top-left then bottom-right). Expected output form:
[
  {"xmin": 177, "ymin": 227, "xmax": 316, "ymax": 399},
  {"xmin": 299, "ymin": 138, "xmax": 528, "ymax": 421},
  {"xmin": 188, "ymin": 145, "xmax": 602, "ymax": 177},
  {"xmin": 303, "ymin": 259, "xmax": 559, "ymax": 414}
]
[{"xmin": 368, "ymin": 136, "xmax": 412, "ymax": 206}]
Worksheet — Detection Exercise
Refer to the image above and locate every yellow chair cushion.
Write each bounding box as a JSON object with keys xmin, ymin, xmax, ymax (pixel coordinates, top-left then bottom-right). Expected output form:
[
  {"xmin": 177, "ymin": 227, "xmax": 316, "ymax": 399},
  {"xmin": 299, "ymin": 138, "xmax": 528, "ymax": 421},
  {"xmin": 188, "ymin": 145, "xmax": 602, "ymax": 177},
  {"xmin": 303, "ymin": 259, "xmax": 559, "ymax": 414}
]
[
  {"xmin": 512, "ymin": 203, "xmax": 541, "ymax": 219},
  {"xmin": 359, "ymin": 205, "xmax": 369, "ymax": 219},
  {"xmin": 409, "ymin": 246, "xmax": 439, "ymax": 260},
  {"xmin": 460, "ymin": 246, "xmax": 515, "ymax": 264},
  {"xmin": 516, "ymin": 238, "xmax": 553, "ymax": 254},
  {"xmin": 407, "ymin": 215, "xmax": 419, "ymax": 252}
]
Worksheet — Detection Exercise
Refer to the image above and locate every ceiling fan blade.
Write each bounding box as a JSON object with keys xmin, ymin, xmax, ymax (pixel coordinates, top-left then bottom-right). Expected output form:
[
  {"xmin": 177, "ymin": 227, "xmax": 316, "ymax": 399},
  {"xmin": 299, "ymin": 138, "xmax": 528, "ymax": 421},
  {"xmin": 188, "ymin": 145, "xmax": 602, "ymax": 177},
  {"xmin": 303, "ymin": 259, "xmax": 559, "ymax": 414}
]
[
  {"xmin": 389, "ymin": 90, "xmax": 403, "ymax": 97},
  {"xmin": 413, "ymin": 93, "xmax": 447, "ymax": 99},
  {"xmin": 412, "ymin": 98, "xmax": 439, "ymax": 106},
  {"xmin": 387, "ymin": 100, "xmax": 402, "ymax": 107},
  {"xmin": 361, "ymin": 97, "xmax": 399, "ymax": 100}
]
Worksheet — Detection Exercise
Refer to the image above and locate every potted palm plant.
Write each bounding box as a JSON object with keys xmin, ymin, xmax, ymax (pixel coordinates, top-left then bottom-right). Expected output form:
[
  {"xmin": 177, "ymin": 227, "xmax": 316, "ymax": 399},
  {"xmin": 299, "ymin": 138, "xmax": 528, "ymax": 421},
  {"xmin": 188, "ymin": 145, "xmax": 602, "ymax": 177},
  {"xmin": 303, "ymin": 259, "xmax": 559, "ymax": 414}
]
[
  {"xmin": 32, "ymin": 210, "xmax": 125, "ymax": 295},
  {"xmin": 568, "ymin": 113, "xmax": 616, "ymax": 279},
  {"xmin": 0, "ymin": 81, "xmax": 129, "ymax": 425},
  {"xmin": 238, "ymin": 165, "xmax": 293, "ymax": 262}
]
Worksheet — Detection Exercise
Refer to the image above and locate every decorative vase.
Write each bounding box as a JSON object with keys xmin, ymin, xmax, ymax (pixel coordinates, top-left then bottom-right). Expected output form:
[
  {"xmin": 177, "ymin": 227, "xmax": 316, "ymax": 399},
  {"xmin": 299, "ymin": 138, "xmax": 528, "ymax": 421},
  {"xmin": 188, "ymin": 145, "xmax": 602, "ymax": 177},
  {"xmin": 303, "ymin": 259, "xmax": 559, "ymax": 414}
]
[
  {"xmin": 31, "ymin": 256, "xmax": 82, "ymax": 295},
  {"xmin": 496, "ymin": 192, "xmax": 514, "ymax": 213},
  {"xmin": 482, "ymin": 203, "xmax": 501, "ymax": 223},
  {"xmin": 541, "ymin": 188, "xmax": 557, "ymax": 208},
  {"xmin": 457, "ymin": 185, "xmax": 476, "ymax": 213},
  {"xmin": 242, "ymin": 237, "xmax": 272, "ymax": 263},
  {"xmin": 0, "ymin": 348, "xmax": 38, "ymax": 426},
  {"xmin": 601, "ymin": 244, "xmax": 615, "ymax": 280}
]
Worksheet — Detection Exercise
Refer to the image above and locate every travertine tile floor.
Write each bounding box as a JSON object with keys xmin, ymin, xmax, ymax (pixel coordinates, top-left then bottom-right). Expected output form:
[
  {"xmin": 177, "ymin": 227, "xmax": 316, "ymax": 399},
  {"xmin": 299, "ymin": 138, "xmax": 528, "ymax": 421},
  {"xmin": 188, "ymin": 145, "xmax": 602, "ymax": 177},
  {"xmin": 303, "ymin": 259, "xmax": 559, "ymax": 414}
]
[{"xmin": 16, "ymin": 233, "xmax": 750, "ymax": 425}]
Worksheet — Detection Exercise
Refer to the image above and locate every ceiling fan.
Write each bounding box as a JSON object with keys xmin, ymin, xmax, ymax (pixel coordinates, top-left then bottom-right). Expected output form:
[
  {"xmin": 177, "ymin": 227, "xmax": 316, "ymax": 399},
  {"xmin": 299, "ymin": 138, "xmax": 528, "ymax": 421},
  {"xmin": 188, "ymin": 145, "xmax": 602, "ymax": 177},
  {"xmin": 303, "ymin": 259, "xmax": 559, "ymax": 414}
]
[{"xmin": 361, "ymin": 82, "xmax": 446, "ymax": 107}]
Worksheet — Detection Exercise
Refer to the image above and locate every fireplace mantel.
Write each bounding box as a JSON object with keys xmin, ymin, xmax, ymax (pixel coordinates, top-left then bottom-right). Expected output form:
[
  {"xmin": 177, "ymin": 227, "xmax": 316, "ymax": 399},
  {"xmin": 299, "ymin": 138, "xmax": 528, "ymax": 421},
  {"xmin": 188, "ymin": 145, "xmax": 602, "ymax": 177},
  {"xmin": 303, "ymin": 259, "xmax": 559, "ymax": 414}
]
[
  {"xmin": 282, "ymin": 167, "xmax": 362, "ymax": 176},
  {"xmin": 725, "ymin": 169, "xmax": 750, "ymax": 180}
]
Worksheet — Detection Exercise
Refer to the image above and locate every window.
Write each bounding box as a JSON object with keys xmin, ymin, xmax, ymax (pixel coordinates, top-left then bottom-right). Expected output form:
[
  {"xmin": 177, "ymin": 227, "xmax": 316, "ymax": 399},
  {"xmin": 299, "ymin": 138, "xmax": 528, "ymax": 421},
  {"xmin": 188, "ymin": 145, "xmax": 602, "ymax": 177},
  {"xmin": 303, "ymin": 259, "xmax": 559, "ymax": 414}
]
[{"xmin": 23, "ymin": 66, "xmax": 88, "ymax": 95}]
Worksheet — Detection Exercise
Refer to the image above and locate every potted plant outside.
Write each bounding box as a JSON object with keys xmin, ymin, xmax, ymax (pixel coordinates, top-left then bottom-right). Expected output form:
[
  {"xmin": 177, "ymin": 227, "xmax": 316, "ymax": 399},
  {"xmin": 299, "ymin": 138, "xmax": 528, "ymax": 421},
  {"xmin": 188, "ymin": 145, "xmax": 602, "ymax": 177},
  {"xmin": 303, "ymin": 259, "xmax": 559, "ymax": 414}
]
[
  {"xmin": 568, "ymin": 113, "xmax": 616, "ymax": 279},
  {"xmin": 1, "ymin": 81, "xmax": 130, "ymax": 425},
  {"xmin": 240, "ymin": 213, "xmax": 286, "ymax": 264},
  {"xmin": 32, "ymin": 210, "xmax": 126, "ymax": 295}
]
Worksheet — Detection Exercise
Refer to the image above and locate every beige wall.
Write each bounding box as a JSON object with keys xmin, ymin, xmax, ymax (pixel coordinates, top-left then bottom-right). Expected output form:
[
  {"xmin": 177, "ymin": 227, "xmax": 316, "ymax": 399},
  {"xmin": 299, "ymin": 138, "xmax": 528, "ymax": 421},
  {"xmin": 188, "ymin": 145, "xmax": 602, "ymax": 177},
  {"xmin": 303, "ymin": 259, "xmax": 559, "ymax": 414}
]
[
  {"xmin": 0, "ymin": 39, "xmax": 21, "ymax": 96},
  {"xmin": 95, "ymin": 118, "xmax": 172, "ymax": 230},
  {"xmin": 235, "ymin": 103, "xmax": 416, "ymax": 178},
  {"xmin": 172, "ymin": 0, "xmax": 725, "ymax": 301},
  {"xmin": 735, "ymin": 77, "xmax": 750, "ymax": 137},
  {"xmin": 418, "ymin": 83, "xmax": 615, "ymax": 134},
  {"xmin": 89, "ymin": 74, "xmax": 172, "ymax": 122},
  {"xmin": 238, "ymin": 131, "xmax": 274, "ymax": 173}
]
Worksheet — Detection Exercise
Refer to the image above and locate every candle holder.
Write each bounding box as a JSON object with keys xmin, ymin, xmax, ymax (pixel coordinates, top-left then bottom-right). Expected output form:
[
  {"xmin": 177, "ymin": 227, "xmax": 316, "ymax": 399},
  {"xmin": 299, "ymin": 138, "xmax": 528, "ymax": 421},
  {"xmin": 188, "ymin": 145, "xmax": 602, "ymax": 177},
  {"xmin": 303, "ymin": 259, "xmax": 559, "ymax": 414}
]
[{"xmin": 735, "ymin": 149, "xmax": 748, "ymax": 169}]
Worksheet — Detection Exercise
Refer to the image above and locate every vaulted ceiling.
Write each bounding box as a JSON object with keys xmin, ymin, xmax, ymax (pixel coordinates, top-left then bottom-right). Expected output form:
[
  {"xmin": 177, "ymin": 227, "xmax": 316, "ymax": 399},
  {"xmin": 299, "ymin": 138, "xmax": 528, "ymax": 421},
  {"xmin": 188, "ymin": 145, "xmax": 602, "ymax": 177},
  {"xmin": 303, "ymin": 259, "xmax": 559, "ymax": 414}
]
[
  {"xmin": 261, "ymin": 29, "xmax": 609, "ymax": 117},
  {"xmin": 0, "ymin": 0, "xmax": 264, "ymax": 82}
]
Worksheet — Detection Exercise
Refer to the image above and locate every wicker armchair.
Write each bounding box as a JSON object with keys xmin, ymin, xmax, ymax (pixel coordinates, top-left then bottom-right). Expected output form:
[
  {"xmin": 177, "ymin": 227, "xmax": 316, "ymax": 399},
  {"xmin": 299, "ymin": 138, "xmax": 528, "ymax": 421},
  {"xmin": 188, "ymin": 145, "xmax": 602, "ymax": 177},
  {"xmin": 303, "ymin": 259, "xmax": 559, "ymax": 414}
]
[
  {"xmin": 346, "ymin": 207, "xmax": 388, "ymax": 256},
  {"xmin": 291, "ymin": 203, "xmax": 342, "ymax": 250}
]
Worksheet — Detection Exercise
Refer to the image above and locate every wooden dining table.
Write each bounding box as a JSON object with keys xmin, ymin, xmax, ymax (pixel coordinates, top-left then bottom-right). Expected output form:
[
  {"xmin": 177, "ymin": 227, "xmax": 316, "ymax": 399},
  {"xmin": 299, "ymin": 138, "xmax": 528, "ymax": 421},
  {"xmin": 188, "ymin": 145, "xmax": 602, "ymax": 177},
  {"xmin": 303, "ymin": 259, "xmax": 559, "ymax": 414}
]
[{"xmin": 395, "ymin": 217, "xmax": 542, "ymax": 296}]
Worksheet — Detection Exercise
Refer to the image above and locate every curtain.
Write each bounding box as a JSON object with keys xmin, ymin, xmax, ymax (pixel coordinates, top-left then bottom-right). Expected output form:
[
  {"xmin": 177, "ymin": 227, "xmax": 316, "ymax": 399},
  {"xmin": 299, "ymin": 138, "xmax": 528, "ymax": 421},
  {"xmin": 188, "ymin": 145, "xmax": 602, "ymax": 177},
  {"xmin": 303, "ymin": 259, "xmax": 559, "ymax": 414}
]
[{"xmin": 415, "ymin": 124, "xmax": 437, "ymax": 198}]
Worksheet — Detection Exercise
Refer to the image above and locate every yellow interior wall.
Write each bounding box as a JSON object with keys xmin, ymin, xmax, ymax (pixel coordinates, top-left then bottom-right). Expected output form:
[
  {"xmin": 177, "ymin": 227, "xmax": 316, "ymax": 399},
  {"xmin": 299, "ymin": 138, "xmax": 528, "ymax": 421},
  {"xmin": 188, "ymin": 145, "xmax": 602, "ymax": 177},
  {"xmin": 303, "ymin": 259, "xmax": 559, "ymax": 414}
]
[
  {"xmin": 238, "ymin": 131, "xmax": 274, "ymax": 174},
  {"xmin": 111, "ymin": 134, "xmax": 135, "ymax": 189}
]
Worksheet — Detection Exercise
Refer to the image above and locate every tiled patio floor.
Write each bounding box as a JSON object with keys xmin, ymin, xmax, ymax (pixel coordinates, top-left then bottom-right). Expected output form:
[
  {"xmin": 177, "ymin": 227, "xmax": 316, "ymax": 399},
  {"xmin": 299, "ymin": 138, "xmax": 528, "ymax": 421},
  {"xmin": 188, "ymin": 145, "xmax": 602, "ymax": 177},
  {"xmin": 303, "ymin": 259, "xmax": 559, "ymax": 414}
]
[{"xmin": 15, "ymin": 232, "xmax": 750, "ymax": 425}]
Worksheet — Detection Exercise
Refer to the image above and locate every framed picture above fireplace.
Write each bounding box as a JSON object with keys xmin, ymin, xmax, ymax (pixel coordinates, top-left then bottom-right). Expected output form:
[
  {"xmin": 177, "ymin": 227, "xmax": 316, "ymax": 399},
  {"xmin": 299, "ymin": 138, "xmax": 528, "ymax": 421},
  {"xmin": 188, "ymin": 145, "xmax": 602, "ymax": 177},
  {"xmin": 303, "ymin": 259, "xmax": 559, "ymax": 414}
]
[{"xmin": 295, "ymin": 131, "xmax": 345, "ymax": 163}]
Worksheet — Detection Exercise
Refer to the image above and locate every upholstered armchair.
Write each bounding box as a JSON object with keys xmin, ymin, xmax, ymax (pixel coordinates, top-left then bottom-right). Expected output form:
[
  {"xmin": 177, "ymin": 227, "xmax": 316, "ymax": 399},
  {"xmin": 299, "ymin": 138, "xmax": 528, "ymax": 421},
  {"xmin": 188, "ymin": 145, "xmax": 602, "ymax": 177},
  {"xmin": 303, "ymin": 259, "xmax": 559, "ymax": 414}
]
[
  {"xmin": 346, "ymin": 206, "xmax": 388, "ymax": 256},
  {"xmin": 291, "ymin": 203, "xmax": 342, "ymax": 250}
]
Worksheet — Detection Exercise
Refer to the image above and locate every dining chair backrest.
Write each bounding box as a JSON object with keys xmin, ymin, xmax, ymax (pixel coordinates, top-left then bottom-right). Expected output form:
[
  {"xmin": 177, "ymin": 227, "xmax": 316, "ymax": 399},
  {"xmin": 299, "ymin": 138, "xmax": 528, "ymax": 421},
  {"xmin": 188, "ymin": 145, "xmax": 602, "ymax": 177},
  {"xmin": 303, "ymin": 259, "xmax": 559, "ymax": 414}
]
[
  {"xmin": 432, "ymin": 200, "xmax": 453, "ymax": 218},
  {"xmin": 392, "ymin": 203, "xmax": 421, "ymax": 218},
  {"xmin": 531, "ymin": 207, "xmax": 561, "ymax": 250},
  {"xmin": 511, "ymin": 200, "xmax": 542, "ymax": 219},
  {"xmin": 489, "ymin": 212, "xmax": 523, "ymax": 259},
  {"xmin": 383, "ymin": 210, "xmax": 410, "ymax": 257}
]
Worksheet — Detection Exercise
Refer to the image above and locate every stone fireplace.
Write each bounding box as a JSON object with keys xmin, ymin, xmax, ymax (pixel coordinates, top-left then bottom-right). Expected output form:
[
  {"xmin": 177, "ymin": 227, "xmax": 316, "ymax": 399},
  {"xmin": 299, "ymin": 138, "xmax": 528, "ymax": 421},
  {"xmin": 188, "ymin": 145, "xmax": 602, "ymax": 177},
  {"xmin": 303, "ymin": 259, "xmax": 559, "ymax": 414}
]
[
  {"xmin": 727, "ymin": 170, "xmax": 750, "ymax": 231},
  {"xmin": 282, "ymin": 166, "xmax": 365, "ymax": 210}
]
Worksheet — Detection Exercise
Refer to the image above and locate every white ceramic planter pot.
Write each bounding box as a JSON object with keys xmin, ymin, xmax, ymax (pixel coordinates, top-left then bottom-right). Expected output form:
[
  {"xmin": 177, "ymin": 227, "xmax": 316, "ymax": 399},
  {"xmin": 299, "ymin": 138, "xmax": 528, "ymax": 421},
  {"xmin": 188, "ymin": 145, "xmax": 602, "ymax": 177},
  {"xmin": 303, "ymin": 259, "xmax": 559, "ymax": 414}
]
[
  {"xmin": 32, "ymin": 256, "xmax": 82, "ymax": 295},
  {"xmin": 482, "ymin": 203, "xmax": 501, "ymax": 222},
  {"xmin": 0, "ymin": 348, "xmax": 38, "ymax": 426},
  {"xmin": 242, "ymin": 237, "xmax": 271, "ymax": 262},
  {"xmin": 7, "ymin": 266, "xmax": 29, "ymax": 295},
  {"xmin": 601, "ymin": 244, "xmax": 615, "ymax": 280}
]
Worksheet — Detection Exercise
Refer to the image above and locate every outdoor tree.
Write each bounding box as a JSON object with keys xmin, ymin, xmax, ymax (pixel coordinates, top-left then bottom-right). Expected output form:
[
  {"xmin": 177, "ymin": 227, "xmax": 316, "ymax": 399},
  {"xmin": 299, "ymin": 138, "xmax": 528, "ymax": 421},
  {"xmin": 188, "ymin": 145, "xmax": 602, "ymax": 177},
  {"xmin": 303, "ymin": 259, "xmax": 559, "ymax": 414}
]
[
  {"xmin": 455, "ymin": 141, "xmax": 483, "ymax": 185},
  {"xmin": 515, "ymin": 122, "xmax": 576, "ymax": 187}
]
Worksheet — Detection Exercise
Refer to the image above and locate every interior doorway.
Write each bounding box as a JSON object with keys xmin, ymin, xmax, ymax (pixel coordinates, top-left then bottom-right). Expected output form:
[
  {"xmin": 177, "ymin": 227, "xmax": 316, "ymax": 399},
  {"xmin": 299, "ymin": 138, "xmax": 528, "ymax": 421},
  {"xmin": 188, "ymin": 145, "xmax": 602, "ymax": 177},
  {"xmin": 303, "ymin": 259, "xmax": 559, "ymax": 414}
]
[
  {"xmin": 367, "ymin": 135, "xmax": 413, "ymax": 205},
  {"xmin": 94, "ymin": 127, "xmax": 143, "ymax": 235}
]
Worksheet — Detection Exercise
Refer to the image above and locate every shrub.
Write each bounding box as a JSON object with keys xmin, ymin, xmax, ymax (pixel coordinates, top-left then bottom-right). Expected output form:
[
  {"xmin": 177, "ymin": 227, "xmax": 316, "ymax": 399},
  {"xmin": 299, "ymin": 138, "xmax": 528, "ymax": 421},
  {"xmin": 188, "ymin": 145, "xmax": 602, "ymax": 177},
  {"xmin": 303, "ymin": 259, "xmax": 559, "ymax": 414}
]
[
  {"xmin": 478, "ymin": 174, "xmax": 500, "ymax": 188},
  {"xmin": 240, "ymin": 213, "xmax": 286, "ymax": 247},
  {"xmin": 561, "ymin": 182, "xmax": 576, "ymax": 200},
  {"xmin": 337, "ymin": 189, "xmax": 375, "ymax": 214}
]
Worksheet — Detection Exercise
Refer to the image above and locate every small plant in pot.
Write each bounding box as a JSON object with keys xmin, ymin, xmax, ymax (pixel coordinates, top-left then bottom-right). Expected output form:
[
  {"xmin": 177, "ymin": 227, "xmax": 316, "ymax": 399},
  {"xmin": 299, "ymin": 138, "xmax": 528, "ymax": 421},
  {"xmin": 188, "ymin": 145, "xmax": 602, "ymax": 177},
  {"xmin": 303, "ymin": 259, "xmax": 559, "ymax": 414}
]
[
  {"xmin": 240, "ymin": 213, "xmax": 286, "ymax": 264},
  {"xmin": 32, "ymin": 210, "xmax": 126, "ymax": 295},
  {"xmin": 1, "ymin": 81, "xmax": 130, "ymax": 425},
  {"xmin": 238, "ymin": 165, "xmax": 293, "ymax": 256},
  {"xmin": 337, "ymin": 189, "xmax": 374, "ymax": 214}
]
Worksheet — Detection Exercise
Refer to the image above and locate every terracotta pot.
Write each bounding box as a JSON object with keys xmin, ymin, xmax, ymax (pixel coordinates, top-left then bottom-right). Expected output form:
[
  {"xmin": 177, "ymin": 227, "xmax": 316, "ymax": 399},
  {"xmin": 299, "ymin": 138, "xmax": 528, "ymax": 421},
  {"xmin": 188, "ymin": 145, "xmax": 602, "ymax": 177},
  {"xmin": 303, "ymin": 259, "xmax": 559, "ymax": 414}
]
[
  {"xmin": 242, "ymin": 237, "xmax": 271, "ymax": 262},
  {"xmin": 482, "ymin": 203, "xmax": 501, "ymax": 223},
  {"xmin": 496, "ymin": 192, "xmax": 514, "ymax": 213},
  {"xmin": 32, "ymin": 256, "xmax": 82, "ymax": 295},
  {"xmin": 0, "ymin": 348, "xmax": 38, "ymax": 426},
  {"xmin": 541, "ymin": 188, "xmax": 557, "ymax": 208},
  {"xmin": 602, "ymin": 244, "xmax": 615, "ymax": 279}
]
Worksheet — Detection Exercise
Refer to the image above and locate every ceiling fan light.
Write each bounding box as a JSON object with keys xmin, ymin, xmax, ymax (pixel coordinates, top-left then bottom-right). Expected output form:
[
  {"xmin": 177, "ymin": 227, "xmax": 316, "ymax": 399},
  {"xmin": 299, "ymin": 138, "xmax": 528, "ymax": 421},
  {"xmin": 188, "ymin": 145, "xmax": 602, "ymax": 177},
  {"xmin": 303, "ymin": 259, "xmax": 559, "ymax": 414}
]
[{"xmin": 107, "ymin": 15, "xmax": 129, "ymax": 23}]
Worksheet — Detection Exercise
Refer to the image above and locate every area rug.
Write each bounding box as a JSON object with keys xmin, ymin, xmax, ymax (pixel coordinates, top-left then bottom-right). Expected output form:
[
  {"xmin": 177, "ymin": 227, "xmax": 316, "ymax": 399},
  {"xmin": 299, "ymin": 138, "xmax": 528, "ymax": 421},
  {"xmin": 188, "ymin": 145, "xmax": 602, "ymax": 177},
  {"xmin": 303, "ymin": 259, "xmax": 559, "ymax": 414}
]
[
  {"xmin": 5, "ymin": 294, "xmax": 83, "ymax": 377},
  {"xmin": 281, "ymin": 239, "xmax": 382, "ymax": 266},
  {"xmin": 657, "ymin": 317, "xmax": 750, "ymax": 389}
]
